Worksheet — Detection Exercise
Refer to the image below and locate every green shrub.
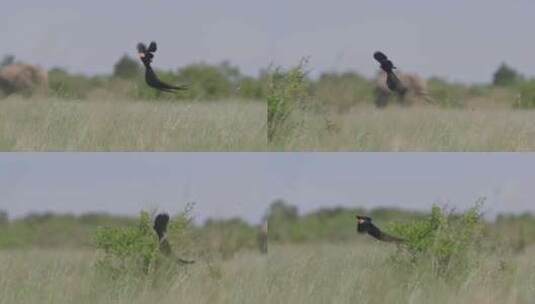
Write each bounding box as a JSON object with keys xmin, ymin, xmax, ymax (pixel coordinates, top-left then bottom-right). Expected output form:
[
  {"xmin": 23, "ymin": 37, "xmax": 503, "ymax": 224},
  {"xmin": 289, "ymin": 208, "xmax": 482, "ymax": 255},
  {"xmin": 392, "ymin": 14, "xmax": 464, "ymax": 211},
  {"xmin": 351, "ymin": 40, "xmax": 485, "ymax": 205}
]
[
  {"xmin": 93, "ymin": 207, "xmax": 193, "ymax": 280},
  {"xmin": 388, "ymin": 199, "xmax": 486, "ymax": 278},
  {"xmin": 94, "ymin": 211, "xmax": 159, "ymax": 278},
  {"xmin": 266, "ymin": 59, "xmax": 310, "ymax": 142}
]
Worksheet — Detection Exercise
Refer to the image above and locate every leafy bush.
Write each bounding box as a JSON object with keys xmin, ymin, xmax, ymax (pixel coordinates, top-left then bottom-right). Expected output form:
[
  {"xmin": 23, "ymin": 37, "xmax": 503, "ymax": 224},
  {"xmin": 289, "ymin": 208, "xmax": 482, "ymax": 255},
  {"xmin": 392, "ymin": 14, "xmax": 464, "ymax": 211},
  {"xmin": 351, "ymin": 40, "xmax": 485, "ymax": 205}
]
[
  {"xmin": 94, "ymin": 211, "xmax": 159, "ymax": 278},
  {"xmin": 94, "ymin": 208, "xmax": 193, "ymax": 280},
  {"xmin": 388, "ymin": 199, "xmax": 486, "ymax": 278},
  {"xmin": 267, "ymin": 59, "xmax": 310, "ymax": 142}
]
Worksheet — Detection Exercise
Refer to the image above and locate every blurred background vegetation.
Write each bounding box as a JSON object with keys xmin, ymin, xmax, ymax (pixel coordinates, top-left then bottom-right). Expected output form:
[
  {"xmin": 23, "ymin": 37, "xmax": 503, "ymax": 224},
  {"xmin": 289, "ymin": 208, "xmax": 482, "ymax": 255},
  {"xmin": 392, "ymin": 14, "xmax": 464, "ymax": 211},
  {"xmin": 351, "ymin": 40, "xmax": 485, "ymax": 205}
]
[
  {"xmin": 1, "ymin": 199, "xmax": 534, "ymax": 259},
  {"xmin": 2, "ymin": 53, "xmax": 535, "ymax": 109},
  {"xmin": 1, "ymin": 53, "xmax": 268, "ymax": 102}
]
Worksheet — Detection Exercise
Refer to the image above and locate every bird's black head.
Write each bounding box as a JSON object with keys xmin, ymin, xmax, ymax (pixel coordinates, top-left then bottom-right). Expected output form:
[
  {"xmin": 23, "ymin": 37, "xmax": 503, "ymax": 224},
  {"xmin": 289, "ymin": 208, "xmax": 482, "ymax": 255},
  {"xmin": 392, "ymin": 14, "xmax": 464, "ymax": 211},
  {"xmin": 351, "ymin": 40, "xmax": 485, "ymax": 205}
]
[
  {"xmin": 373, "ymin": 51, "xmax": 396, "ymax": 72},
  {"xmin": 373, "ymin": 51, "xmax": 388, "ymax": 63},
  {"xmin": 356, "ymin": 215, "xmax": 373, "ymax": 233},
  {"xmin": 137, "ymin": 41, "xmax": 157, "ymax": 66},
  {"xmin": 153, "ymin": 213, "xmax": 169, "ymax": 239}
]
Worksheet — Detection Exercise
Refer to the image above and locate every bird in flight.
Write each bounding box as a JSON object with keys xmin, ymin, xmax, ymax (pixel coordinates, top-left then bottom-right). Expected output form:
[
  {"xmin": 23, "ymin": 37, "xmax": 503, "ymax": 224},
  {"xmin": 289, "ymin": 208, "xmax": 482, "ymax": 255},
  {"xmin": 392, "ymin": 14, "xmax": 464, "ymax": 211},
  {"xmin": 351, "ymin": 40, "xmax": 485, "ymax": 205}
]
[
  {"xmin": 153, "ymin": 213, "xmax": 195, "ymax": 264},
  {"xmin": 373, "ymin": 51, "xmax": 407, "ymax": 96},
  {"xmin": 356, "ymin": 215, "xmax": 405, "ymax": 243},
  {"xmin": 137, "ymin": 41, "xmax": 187, "ymax": 92}
]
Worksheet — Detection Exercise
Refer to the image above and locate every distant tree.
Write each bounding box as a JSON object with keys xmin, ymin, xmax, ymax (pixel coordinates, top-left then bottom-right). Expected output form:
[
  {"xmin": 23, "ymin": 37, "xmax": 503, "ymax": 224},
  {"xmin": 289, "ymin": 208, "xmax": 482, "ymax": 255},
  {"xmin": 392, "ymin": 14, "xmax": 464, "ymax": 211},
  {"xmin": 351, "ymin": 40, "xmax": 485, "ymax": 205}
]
[
  {"xmin": 493, "ymin": 63, "xmax": 522, "ymax": 86},
  {"xmin": 0, "ymin": 55, "xmax": 15, "ymax": 68},
  {"xmin": 113, "ymin": 54, "xmax": 140, "ymax": 79}
]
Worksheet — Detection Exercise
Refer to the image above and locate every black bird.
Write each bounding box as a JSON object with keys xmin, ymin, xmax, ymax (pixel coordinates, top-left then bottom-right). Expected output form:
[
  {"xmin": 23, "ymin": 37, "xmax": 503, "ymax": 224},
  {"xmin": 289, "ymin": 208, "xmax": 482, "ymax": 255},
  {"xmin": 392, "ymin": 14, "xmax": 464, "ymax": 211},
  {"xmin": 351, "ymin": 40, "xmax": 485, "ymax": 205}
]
[
  {"xmin": 137, "ymin": 41, "xmax": 187, "ymax": 92},
  {"xmin": 356, "ymin": 215, "xmax": 405, "ymax": 243},
  {"xmin": 373, "ymin": 51, "xmax": 407, "ymax": 96},
  {"xmin": 153, "ymin": 213, "xmax": 195, "ymax": 264}
]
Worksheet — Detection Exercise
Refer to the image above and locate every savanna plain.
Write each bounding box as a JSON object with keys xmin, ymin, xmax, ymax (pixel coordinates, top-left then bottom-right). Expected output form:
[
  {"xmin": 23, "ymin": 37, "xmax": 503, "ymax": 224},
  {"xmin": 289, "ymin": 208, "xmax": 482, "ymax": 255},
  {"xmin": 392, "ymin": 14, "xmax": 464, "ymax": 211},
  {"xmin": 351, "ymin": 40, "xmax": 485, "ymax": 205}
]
[
  {"xmin": 267, "ymin": 62, "xmax": 535, "ymax": 151},
  {"xmin": 3, "ymin": 55, "xmax": 535, "ymax": 151},
  {"xmin": 2, "ymin": 244, "xmax": 534, "ymax": 304},
  {"xmin": 1, "ymin": 202, "xmax": 534, "ymax": 304}
]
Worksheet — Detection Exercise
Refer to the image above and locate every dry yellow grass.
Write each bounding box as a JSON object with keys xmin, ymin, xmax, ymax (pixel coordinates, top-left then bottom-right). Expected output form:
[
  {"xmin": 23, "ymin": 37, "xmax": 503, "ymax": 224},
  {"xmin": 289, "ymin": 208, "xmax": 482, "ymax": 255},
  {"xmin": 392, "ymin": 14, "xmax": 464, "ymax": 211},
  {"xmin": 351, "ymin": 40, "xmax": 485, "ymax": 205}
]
[
  {"xmin": 271, "ymin": 104, "xmax": 535, "ymax": 151},
  {"xmin": 0, "ymin": 97, "xmax": 266, "ymax": 151},
  {"xmin": 1, "ymin": 243, "xmax": 534, "ymax": 304}
]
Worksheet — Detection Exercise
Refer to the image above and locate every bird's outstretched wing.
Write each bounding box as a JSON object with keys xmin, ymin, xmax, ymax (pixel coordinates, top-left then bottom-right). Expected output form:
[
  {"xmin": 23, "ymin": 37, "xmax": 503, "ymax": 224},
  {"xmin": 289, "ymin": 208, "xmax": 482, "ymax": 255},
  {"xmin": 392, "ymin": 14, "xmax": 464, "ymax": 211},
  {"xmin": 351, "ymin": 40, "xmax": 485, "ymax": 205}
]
[
  {"xmin": 138, "ymin": 41, "xmax": 157, "ymax": 54},
  {"xmin": 137, "ymin": 42, "xmax": 147, "ymax": 54}
]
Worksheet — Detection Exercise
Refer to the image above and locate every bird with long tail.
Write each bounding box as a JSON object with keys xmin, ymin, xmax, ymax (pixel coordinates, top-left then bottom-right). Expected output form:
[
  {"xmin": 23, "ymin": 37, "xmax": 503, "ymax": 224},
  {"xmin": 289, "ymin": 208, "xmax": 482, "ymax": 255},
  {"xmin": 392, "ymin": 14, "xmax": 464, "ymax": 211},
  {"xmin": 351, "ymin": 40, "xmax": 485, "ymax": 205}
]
[
  {"xmin": 153, "ymin": 213, "xmax": 195, "ymax": 264},
  {"xmin": 137, "ymin": 41, "xmax": 188, "ymax": 92},
  {"xmin": 356, "ymin": 215, "xmax": 405, "ymax": 243}
]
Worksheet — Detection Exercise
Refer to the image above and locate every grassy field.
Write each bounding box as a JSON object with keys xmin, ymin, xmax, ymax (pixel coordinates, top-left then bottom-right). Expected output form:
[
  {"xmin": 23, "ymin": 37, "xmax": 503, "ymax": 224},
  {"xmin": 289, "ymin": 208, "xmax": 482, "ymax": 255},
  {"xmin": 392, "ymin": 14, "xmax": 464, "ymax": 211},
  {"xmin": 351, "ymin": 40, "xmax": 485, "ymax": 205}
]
[
  {"xmin": 270, "ymin": 105, "xmax": 535, "ymax": 151},
  {"xmin": 0, "ymin": 97, "xmax": 266, "ymax": 151},
  {"xmin": 1, "ymin": 243, "xmax": 533, "ymax": 304},
  {"xmin": 3, "ymin": 97, "xmax": 535, "ymax": 152}
]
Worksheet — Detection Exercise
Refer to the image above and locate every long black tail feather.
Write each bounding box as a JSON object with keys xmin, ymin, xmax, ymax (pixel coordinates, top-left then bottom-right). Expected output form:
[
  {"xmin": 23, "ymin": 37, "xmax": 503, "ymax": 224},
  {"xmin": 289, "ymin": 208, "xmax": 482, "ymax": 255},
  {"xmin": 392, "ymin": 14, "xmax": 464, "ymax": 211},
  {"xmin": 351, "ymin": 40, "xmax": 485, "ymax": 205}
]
[{"xmin": 153, "ymin": 213, "xmax": 195, "ymax": 264}]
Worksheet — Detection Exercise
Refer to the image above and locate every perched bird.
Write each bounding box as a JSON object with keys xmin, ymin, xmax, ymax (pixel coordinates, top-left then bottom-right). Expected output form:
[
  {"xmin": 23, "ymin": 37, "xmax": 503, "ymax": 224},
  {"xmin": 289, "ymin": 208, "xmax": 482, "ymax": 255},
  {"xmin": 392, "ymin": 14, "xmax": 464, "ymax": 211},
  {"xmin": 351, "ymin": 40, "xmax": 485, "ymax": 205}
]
[
  {"xmin": 356, "ymin": 215, "xmax": 404, "ymax": 243},
  {"xmin": 373, "ymin": 51, "xmax": 408, "ymax": 97},
  {"xmin": 153, "ymin": 213, "xmax": 195, "ymax": 264},
  {"xmin": 137, "ymin": 41, "xmax": 187, "ymax": 92}
]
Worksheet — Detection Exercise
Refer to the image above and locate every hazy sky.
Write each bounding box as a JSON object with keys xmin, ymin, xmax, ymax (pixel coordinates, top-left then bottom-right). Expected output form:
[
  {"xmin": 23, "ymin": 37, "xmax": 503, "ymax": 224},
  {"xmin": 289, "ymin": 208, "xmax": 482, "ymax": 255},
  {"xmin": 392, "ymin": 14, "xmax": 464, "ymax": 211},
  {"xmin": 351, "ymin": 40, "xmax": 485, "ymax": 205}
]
[
  {"xmin": 1, "ymin": 153, "xmax": 534, "ymax": 223},
  {"xmin": 1, "ymin": 1, "xmax": 534, "ymax": 83}
]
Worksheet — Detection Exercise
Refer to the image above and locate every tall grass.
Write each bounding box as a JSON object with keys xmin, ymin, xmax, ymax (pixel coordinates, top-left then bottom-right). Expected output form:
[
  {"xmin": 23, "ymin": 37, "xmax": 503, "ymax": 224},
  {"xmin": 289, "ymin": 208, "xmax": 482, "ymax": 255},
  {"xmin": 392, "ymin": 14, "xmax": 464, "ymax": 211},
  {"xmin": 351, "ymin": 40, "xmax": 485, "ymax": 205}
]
[
  {"xmin": 270, "ymin": 104, "xmax": 535, "ymax": 151},
  {"xmin": 0, "ymin": 97, "xmax": 266, "ymax": 151},
  {"xmin": 1, "ymin": 204, "xmax": 533, "ymax": 303},
  {"xmin": 1, "ymin": 243, "xmax": 533, "ymax": 304}
]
